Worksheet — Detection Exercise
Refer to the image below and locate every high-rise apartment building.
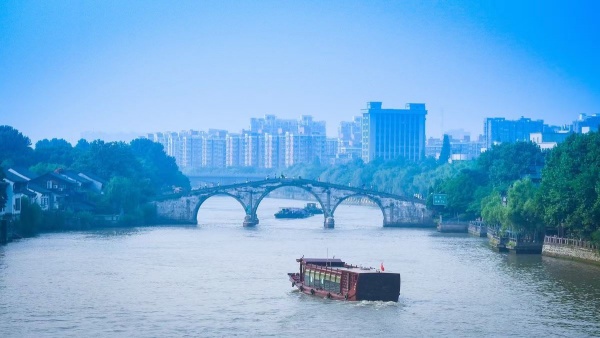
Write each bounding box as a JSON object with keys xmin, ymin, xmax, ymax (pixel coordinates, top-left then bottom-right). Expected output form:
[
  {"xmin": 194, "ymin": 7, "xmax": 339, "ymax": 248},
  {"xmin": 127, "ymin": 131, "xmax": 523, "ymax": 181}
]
[
  {"xmin": 225, "ymin": 133, "xmax": 243, "ymax": 167},
  {"xmin": 180, "ymin": 130, "xmax": 204, "ymax": 170},
  {"xmin": 285, "ymin": 133, "xmax": 326, "ymax": 167},
  {"xmin": 243, "ymin": 132, "xmax": 265, "ymax": 168},
  {"xmin": 264, "ymin": 133, "xmax": 286, "ymax": 169},
  {"xmin": 202, "ymin": 130, "xmax": 227, "ymax": 168},
  {"xmin": 361, "ymin": 102, "xmax": 427, "ymax": 162},
  {"xmin": 250, "ymin": 115, "xmax": 298, "ymax": 134}
]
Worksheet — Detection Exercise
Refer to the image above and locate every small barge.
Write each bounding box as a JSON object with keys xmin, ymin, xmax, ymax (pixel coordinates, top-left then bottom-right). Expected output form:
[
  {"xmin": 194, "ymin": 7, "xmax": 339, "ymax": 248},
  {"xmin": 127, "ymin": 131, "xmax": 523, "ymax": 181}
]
[
  {"xmin": 288, "ymin": 257, "xmax": 400, "ymax": 302},
  {"xmin": 275, "ymin": 203, "xmax": 323, "ymax": 219},
  {"xmin": 275, "ymin": 207, "xmax": 310, "ymax": 219}
]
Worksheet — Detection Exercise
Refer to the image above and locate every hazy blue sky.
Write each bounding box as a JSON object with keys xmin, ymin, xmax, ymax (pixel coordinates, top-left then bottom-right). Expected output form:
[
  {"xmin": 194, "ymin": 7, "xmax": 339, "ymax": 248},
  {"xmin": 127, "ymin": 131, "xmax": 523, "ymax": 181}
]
[{"xmin": 1, "ymin": 0, "xmax": 599, "ymax": 144}]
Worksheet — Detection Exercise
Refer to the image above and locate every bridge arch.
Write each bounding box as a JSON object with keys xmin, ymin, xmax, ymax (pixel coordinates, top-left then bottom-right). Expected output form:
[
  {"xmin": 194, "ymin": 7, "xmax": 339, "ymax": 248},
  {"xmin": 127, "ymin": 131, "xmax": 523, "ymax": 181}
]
[
  {"xmin": 330, "ymin": 193, "xmax": 387, "ymax": 224},
  {"xmin": 193, "ymin": 192, "xmax": 248, "ymax": 221},
  {"xmin": 252, "ymin": 183, "xmax": 327, "ymax": 218}
]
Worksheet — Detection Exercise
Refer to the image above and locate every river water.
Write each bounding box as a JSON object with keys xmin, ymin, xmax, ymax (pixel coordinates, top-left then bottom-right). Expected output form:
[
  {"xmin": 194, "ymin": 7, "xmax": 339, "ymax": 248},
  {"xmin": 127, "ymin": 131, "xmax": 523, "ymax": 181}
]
[{"xmin": 1, "ymin": 197, "xmax": 600, "ymax": 337}]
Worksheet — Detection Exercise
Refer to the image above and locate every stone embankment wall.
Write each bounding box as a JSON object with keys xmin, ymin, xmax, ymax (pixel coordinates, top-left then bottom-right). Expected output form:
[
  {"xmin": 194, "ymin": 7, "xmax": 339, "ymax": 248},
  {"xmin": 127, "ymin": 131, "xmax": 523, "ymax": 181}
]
[
  {"xmin": 153, "ymin": 195, "xmax": 200, "ymax": 224},
  {"xmin": 542, "ymin": 236, "xmax": 600, "ymax": 265},
  {"xmin": 437, "ymin": 222, "xmax": 468, "ymax": 233}
]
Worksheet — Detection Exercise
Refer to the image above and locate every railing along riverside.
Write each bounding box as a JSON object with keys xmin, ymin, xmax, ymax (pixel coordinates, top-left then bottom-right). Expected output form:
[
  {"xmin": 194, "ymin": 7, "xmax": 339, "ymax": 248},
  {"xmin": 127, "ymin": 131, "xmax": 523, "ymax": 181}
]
[{"xmin": 544, "ymin": 236, "xmax": 598, "ymax": 250}]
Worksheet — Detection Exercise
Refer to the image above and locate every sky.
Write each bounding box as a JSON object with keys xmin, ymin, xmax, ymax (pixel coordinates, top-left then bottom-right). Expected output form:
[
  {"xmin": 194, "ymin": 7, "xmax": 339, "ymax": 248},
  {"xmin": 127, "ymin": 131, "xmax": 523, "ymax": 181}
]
[{"xmin": 1, "ymin": 0, "xmax": 599, "ymax": 145}]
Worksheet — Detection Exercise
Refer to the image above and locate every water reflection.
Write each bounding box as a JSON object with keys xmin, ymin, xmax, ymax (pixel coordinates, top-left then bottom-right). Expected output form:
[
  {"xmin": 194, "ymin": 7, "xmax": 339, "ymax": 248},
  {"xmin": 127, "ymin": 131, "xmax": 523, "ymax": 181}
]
[{"xmin": 83, "ymin": 228, "xmax": 145, "ymax": 239}]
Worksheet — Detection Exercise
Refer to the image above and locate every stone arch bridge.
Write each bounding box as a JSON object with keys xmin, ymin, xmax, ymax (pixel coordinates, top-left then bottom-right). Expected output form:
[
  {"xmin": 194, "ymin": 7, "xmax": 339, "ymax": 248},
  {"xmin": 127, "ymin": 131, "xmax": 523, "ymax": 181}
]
[{"xmin": 152, "ymin": 178, "xmax": 433, "ymax": 228}]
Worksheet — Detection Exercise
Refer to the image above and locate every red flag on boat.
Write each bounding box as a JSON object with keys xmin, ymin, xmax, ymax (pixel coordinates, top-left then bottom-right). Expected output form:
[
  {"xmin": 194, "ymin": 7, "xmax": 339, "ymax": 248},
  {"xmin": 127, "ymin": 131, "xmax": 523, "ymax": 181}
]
[{"xmin": 380, "ymin": 262, "xmax": 385, "ymax": 271}]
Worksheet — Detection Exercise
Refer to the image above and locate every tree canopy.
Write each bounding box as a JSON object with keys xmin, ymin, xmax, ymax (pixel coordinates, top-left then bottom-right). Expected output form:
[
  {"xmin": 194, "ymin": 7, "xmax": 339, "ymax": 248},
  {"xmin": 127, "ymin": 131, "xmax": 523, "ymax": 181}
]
[
  {"xmin": 0, "ymin": 125, "xmax": 34, "ymax": 167},
  {"xmin": 538, "ymin": 132, "xmax": 600, "ymax": 238}
]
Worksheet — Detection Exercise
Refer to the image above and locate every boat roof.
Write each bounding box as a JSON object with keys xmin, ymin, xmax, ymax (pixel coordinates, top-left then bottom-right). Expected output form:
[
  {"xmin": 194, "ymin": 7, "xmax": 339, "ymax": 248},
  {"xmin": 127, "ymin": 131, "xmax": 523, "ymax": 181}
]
[
  {"xmin": 301, "ymin": 258, "xmax": 397, "ymax": 274},
  {"xmin": 300, "ymin": 258, "xmax": 345, "ymax": 267}
]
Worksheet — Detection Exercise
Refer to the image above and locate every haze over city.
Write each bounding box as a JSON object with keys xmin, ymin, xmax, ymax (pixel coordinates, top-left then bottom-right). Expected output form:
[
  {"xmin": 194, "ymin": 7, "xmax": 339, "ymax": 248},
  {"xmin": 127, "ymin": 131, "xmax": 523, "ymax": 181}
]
[{"xmin": 1, "ymin": 0, "xmax": 598, "ymax": 144}]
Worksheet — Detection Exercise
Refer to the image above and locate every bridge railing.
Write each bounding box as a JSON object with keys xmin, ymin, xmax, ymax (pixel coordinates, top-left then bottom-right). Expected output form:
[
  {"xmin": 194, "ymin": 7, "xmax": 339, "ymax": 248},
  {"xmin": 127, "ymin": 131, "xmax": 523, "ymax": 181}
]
[{"xmin": 544, "ymin": 236, "xmax": 598, "ymax": 250}]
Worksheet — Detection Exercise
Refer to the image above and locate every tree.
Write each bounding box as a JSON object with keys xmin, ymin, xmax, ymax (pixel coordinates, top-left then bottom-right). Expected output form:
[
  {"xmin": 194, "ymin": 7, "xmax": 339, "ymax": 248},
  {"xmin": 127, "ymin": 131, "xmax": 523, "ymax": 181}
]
[
  {"xmin": 441, "ymin": 168, "xmax": 487, "ymax": 219},
  {"xmin": 16, "ymin": 197, "xmax": 43, "ymax": 237},
  {"xmin": 538, "ymin": 132, "xmax": 600, "ymax": 238},
  {"xmin": 73, "ymin": 140, "xmax": 142, "ymax": 180},
  {"xmin": 34, "ymin": 138, "xmax": 75, "ymax": 167},
  {"xmin": 129, "ymin": 138, "xmax": 190, "ymax": 193},
  {"xmin": 438, "ymin": 134, "xmax": 451, "ymax": 164},
  {"xmin": 104, "ymin": 176, "xmax": 141, "ymax": 214},
  {"xmin": 481, "ymin": 191, "xmax": 507, "ymax": 228},
  {"xmin": 0, "ymin": 125, "xmax": 34, "ymax": 167},
  {"xmin": 477, "ymin": 141, "xmax": 544, "ymax": 191},
  {"xmin": 0, "ymin": 168, "xmax": 6, "ymax": 211},
  {"xmin": 506, "ymin": 178, "xmax": 543, "ymax": 239}
]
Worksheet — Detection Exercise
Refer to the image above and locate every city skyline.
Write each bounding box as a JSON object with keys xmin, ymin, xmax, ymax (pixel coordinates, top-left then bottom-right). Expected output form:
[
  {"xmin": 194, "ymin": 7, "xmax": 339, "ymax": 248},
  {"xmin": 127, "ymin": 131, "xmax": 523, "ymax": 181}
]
[{"xmin": 2, "ymin": 1, "xmax": 598, "ymax": 145}]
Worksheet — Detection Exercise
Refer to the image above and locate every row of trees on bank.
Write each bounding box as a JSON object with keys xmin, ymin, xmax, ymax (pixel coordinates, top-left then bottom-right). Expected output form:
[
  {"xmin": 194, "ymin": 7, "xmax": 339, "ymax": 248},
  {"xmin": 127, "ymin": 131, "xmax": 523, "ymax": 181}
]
[{"xmin": 0, "ymin": 125, "xmax": 190, "ymax": 234}]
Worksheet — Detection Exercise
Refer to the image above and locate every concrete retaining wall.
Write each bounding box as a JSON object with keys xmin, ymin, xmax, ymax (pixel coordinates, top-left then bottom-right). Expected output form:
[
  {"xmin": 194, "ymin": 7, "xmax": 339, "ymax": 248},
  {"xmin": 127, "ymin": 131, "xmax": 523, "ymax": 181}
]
[
  {"xmin": 543, "ymin": 244, "xmax": 600, "ymax": 265},
  {"xmin": 437, "ymin": 222, "xmax": 468, "ymax": 233}
]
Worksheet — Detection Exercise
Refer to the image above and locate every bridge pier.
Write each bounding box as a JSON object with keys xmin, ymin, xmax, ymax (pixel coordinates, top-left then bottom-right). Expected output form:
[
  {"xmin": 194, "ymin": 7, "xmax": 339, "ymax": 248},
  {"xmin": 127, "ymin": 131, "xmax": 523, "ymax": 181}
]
[
  {"xmin": 324, "ymin": 217, "xmax": 335, "ymax": 229},
  {"xmin": 243, "ymin": 214, "xmax": 259, "ymax": 227}
]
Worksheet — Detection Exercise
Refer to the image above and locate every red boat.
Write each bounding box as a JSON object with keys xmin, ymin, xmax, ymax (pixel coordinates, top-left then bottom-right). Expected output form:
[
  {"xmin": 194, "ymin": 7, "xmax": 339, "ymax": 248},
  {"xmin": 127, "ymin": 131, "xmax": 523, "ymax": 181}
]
[{"xmin": 288, "ymin": 257, "xmax": 401, "ymax": 302}]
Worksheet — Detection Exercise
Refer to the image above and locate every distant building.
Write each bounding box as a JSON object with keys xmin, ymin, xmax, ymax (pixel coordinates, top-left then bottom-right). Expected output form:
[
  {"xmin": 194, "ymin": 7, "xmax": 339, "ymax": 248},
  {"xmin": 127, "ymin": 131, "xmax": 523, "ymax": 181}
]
[
  {"xmin": 285, "ymin": 133, "xmax": 326, "ymax": 167},
  {"xmin": 325, "ymin": 138, "xmax": 339, "ymax": 165},
  {"xmin": 202, "ymin": 130, "xmax": 227, "ymax": 168},
  {"xmin": 426, "ymin": 135, "xmax": 485, "ymax": 161},
  {"xmin": 180, "ymin": 130, "xmax": 203, "ymax": 169},
  {"xmin": 250, "ymin": 115, "xmax": 297, "ymax": 134},
  {"xmin": 530, "ymin": 130, "xmax": 573, "ymax": 150},
  {"xmin": 483, "ymin": 117, "xmax": 544, "ymax": 149},
  {"xmin": 243, "ymin": 132, "xmax": 265, "ymax": 168},
  {"xmin": 573, "ymin": 114, "xmax": 600, "ymax": 133},
  {"xmin": 264, "ymin": 133, "xmax": 286, "ymax": 169},
  {"xmin": 361, "ymin": 102, "xmax": 427, "ymax": 162},
  {"xmin": 337, "ymin": 116, "xmax": 362, "ymax": 163},
  {"xmin": 225, "ymin": 133, "xmax": 244, "ymax": 167}
]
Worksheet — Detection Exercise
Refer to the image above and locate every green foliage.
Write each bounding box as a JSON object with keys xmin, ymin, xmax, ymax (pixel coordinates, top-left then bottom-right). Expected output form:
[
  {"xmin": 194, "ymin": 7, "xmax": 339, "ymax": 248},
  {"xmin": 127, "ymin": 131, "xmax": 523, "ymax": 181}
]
[
  {"xmin": 33, "ymin": 138, "xmax": 74, "ymax": 167},
  {"xmin": 29, "ymin": 162, "xmax": 65, "ymax": 175},
  {"xmin": 0, "ymin": 125, "xmax": 34, "ymax": 167},
  {"xmin": 478, "ymin": 141, "xmax": 543, "ymax": 191},
  {"xmin": 538, "ymin": 132, "xmax": 600, "ymax": 237},
  {"xmin": 506, "ymin": 178, "xmax": 543, "ymax": 235},
  {"xmin": 104, "ymin": 176, "xmax": 141, "ymax": 214},
  {"xmin": 0, "ymin": 168, "xmax": 6, "ymax": 210},
  {"xmin": 73, "ymin": 140, "xmax": 143, "ymax": 179},
  {"xmin": 129, "ymin": 138, "xmax": 191, "ymax": 193},
  {"xmin": 481, "ymin": 192, "xmax": 506, "ymax": 227},
  {"xmin": 40, "ymin": 210, "xmax": 66, "ymax": 232},
  {"xmin": 16, "ymin": 197, "xmax": 43, "ymax": 237},
  {"xmin": 592, "ymin": 229, "xmax": 600, "ymax": 247},
  {"xmin": 441, "ymin": 168, "xmax": 488, "ymax": 219}
]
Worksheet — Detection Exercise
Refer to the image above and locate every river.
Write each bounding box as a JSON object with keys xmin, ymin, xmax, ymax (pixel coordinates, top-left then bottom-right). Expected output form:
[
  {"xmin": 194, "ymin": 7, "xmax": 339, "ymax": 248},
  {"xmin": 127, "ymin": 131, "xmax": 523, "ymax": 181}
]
[{"xmin": 1, "ymin": 197, "xmax": 600, "ymax": 337}]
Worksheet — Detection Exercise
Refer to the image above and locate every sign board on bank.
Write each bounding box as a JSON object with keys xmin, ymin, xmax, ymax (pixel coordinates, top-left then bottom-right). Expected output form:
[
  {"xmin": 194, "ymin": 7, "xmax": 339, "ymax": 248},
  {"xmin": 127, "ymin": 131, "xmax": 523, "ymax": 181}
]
[{"xmin": 433, "ymin": 194, "xmax": 447, "ymax": 206}]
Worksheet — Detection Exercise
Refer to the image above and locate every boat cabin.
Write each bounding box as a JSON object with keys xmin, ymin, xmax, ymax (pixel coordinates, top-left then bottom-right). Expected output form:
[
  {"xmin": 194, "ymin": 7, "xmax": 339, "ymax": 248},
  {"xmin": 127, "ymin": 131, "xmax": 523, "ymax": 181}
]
[{"xmin": 295, "ymin": 258, "xmax": 400, "ymax": 302}]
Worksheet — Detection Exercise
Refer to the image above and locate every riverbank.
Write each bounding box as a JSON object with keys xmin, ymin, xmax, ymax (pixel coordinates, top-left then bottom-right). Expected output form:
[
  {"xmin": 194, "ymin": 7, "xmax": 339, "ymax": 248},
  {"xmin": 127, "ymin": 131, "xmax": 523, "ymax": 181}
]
[{"xmin": 542, "ymin": 236, "xmax": 600, "ymax": 266}]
